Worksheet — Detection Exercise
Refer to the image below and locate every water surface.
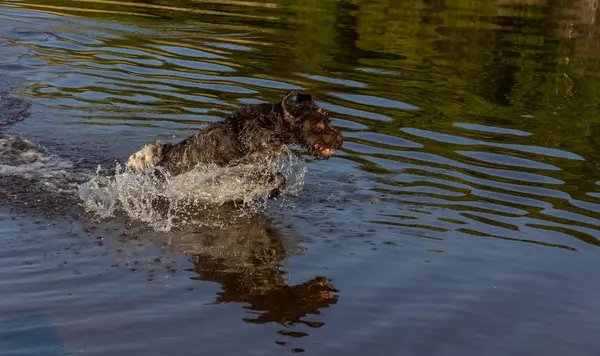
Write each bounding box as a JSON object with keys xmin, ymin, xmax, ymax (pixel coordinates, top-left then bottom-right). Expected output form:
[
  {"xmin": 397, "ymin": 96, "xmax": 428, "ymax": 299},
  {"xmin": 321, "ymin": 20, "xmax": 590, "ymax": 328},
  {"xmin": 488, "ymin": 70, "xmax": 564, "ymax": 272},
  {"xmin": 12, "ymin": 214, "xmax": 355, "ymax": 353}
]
[{"xmin": 2, "ymin": 0, "xmax": 600, "ymax": 355}]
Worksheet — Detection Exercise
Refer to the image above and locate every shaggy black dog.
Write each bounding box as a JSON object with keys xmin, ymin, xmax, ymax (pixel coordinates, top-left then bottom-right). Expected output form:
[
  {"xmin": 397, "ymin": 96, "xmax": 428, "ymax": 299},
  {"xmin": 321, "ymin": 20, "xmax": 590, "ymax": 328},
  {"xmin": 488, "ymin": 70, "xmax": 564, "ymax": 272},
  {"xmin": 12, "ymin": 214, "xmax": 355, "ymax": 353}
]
[{"xmin": 126, "ymin": 91, "xmax": 344, "ymax": 179}]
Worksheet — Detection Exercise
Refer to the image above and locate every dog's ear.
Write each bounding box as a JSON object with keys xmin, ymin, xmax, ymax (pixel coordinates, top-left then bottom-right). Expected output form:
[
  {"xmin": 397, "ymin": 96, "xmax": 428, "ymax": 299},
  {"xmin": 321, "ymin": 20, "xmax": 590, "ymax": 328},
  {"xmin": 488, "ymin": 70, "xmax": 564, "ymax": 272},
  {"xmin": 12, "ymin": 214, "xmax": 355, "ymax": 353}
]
[
  {"xmin": 296, "ymin": 93, "xmax": 314, "ymax": 103},
  {"xmin": 281, "ymin": 91, "xmax": 314, "ymax": 121},
  {"xmin": 281, "ymin": 91, "xmax": 298, "ymax": 122}
]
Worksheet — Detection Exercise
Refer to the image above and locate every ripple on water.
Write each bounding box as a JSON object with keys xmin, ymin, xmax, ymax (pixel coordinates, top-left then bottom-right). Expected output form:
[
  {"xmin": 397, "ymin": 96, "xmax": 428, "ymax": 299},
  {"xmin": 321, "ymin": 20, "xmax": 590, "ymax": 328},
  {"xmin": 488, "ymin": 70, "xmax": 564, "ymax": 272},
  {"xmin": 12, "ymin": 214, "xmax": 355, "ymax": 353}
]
[
  {"xmin": 453, "ymin": 123, "xmax": 532, "ymax": 137},
  {"xmin": 401, "ymin": 127, "xmax": 585, "ymax": 160},
  {"xmin": 455, "ymin": 151, "xmax": 561, "ymax": 171},
  {"xmin": 318, "ymin": 101, "xmax": 393, "ymax": 122},
  {"xmin": 330, "ymin": 92, "xmax": 421, "ymax": 111}
]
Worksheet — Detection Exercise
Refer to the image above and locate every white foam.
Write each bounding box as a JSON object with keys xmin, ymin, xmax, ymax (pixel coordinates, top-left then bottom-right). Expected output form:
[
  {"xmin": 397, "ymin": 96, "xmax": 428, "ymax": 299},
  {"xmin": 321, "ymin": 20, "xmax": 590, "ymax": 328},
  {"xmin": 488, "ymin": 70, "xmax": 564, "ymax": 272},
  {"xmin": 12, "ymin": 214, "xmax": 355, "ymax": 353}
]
[
  {"xmin": 0, "ymin": 135, "xmax": 73, "ymax": 177},
  {"xmin": 78, "ymin": 150, "xmax": 307, "ymax": 231}
]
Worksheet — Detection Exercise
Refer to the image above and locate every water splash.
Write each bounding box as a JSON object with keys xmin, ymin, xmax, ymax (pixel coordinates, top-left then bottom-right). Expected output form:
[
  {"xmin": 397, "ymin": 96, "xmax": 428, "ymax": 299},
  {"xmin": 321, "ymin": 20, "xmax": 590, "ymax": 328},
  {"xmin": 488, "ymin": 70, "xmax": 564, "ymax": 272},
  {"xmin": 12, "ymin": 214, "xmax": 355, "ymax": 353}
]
[
  {"xmin": 0, "ymin": 134, "xmax": 307, "ymax": 230},
  {"xmin": 0, "ymin": 135, "xmax": 73, "ymax": 178},
  {"xmin": 0, "ymin": 134, "xmax": 93, "ymax": 218},
  {"xmin": 78, "ymin": 150, "xmax": 307, "ymax": 231}
]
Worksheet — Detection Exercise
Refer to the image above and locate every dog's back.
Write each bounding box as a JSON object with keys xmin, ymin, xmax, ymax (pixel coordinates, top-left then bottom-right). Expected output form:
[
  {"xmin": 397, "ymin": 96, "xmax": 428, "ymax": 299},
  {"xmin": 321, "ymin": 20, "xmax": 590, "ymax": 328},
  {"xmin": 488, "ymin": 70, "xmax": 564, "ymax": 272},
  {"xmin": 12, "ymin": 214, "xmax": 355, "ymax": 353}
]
[{"xmin": 126, "ymin": 91, "xmax": 343, "ymax": 177}]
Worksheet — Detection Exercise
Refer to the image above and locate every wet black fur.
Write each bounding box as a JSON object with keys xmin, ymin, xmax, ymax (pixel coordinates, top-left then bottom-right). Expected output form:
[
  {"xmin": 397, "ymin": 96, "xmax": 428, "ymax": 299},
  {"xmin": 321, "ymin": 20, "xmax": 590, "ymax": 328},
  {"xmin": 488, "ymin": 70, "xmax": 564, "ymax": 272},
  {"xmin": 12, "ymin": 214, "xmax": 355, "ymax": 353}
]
[{"xmin": 147, "ymin": 91, "xmax": 344, "ymax": 177}]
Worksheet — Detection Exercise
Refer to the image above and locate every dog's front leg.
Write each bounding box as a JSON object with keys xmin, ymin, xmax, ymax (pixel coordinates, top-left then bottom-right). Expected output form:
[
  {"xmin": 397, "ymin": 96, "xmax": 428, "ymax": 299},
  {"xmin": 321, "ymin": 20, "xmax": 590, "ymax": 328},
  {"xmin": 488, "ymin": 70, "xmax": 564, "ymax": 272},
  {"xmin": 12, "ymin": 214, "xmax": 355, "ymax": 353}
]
[{"xmin": 267, "ymin": 171, "xmax": 286, "ymax": 198}]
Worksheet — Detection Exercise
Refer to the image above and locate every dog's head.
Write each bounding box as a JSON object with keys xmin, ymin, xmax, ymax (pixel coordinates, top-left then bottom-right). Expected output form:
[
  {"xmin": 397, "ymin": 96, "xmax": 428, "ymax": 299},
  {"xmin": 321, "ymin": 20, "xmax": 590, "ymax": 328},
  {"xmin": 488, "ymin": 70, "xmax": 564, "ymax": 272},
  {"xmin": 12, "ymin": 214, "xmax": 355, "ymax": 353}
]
[{"xmin": 280, "ymin": 91, "xmax": 343, "ymax": 158}]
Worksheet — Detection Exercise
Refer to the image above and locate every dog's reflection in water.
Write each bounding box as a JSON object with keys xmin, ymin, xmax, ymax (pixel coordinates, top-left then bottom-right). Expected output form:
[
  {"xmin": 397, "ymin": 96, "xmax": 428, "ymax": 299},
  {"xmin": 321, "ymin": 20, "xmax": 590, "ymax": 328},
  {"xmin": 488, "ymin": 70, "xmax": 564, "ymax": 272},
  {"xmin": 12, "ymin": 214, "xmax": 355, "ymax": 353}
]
[{"xmin": 143, "ymin": 210, "xmax": 339, "ymax": 328}]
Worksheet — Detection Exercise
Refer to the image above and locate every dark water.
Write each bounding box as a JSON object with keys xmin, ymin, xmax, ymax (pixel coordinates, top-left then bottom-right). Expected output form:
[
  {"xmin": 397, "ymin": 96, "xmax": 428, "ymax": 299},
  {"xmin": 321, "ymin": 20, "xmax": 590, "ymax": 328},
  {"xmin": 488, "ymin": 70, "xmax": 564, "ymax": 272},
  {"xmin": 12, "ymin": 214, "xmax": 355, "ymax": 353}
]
[{"xmin": 2, "ymin": 0, "xmax": 600, "ymax": 354}]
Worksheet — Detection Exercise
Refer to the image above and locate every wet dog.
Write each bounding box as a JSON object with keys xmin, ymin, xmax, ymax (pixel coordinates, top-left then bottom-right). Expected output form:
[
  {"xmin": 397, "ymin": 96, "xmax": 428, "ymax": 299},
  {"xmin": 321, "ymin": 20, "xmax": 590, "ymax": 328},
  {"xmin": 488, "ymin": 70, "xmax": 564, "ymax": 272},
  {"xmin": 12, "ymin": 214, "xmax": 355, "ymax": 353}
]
[{"xmin": 126, "ymin": 91, "xmax": 343, "ymax": 192}]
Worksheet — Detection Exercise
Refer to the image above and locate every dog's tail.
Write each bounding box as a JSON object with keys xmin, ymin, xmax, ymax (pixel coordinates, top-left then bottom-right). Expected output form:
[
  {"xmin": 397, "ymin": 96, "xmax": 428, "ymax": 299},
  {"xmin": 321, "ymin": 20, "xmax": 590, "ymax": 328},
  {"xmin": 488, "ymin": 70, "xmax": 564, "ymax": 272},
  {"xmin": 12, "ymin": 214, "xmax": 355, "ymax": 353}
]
[{"xmin": 126, "ymin": 141, "xmax": 167, "ymax": 171}]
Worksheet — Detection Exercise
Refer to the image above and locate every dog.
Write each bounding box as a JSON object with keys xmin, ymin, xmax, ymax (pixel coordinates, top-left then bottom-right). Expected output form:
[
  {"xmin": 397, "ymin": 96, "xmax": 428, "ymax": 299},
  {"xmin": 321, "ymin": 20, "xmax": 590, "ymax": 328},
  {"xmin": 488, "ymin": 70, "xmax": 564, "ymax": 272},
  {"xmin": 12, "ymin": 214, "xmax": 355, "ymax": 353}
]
[{"xmin": 126, "ymin": 91, "xmax": 344, "ymax": 187}]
